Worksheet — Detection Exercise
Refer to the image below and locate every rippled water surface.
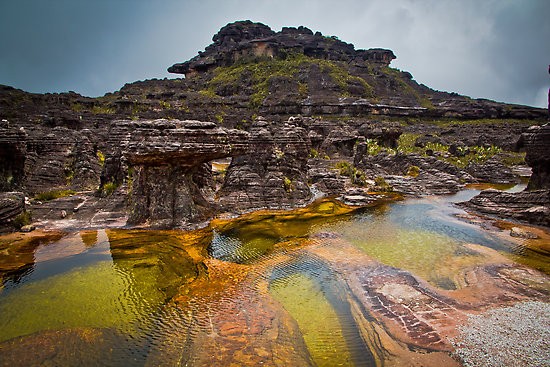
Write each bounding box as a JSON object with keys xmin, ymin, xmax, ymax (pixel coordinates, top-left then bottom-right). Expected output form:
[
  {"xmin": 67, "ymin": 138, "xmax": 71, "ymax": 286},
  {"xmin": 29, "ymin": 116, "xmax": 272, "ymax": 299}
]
[{"xmin": 0, "ymin": 189, "xmax": 548, "ymax": 366}]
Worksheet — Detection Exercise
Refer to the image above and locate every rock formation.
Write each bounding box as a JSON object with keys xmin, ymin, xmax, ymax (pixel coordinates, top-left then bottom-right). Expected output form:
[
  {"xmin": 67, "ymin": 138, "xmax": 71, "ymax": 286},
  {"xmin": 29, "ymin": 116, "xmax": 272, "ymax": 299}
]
[
  {"xmin": 0, "ymin": 20, "xmax": 548, "ymax": 230},
  {"xmin": 112, "ymin": 119, "xmax": 249, "ymax": 227},
  {"xmin": 460, "ymin": 189, "xmax": 550, "ymax": 227},
  {"xmin": 219, "ymin": 117, "xmax": 311, "ymax": 211},
  {"xmin": 0, "ymin": 192, "xmax": 26, "ymax": 231},
  {"xmin": 168, "ymin": 21, "xmax": 395, "ymax": 77},
  {"xmin": 460, "ymin": 123, "xmax": 550, "ymax": 226},
  {"xmin": 518, "ymin": 123, "xmax": 550, "ymax": 190}
]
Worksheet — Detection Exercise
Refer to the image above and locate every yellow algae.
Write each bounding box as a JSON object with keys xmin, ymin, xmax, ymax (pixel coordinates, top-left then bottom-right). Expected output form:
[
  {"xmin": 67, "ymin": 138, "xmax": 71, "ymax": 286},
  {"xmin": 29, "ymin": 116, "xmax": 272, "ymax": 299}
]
[{"xmin": 270, "ymin": 273, "xmax": 355, "ymax": 367}]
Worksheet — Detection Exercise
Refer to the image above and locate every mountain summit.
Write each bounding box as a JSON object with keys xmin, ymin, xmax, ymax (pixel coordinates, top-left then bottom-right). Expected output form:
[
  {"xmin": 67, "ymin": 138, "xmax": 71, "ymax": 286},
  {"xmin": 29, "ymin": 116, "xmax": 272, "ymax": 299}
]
[{"xmin": 168, "ymin": 20, "xmax": 396, "ymax": 77}]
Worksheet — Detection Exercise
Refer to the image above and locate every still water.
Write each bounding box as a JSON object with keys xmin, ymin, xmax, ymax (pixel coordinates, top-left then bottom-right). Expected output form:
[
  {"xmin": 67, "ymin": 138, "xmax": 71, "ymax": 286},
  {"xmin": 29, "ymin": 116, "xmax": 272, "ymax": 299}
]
[{"xmin": 0, "ymin": 187, "xmax": 548, "ymax": 366}]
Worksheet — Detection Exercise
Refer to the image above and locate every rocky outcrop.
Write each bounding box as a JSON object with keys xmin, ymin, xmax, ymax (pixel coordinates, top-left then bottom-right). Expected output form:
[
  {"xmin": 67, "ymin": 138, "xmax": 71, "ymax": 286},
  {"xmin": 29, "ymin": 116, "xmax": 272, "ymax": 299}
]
[
  {"xmin": 218, "ymin": 117, "xmax": 311, "ymax": 211},
  {"xmin": 459, "ymin": 123, "xmax": 550, "ymax": 227},
  {"xmin": 518, "ymin": 123, "xmax": 550, "ymax": 190},
  {"xmin": 111, "ymin": 119, "xmax": 249, "ymax": 227},
  {"xmin": 0, "ymin": 192, "xmax": 25, "ymax": 231},
  {"xmin": 168, "ymin": 21, "xmax": 395, "ymax": 77},
  {"xmin": 357, "ymin": 153, "xmax": 475, "ymax": 195},
  {"xmin": 0, "ymin": 124, "xmax": 104, "ymax": 195},
  {"xmin": 459, "ymin": 189, "xmax": 550, "ymax": 227}
]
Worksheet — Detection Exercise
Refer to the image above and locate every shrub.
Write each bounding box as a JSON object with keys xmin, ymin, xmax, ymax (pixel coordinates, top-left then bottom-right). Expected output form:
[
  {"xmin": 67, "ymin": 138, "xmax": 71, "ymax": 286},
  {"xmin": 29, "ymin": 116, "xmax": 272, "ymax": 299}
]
[
  {"xmin": 99, "ymin": 182, "xmax": 119, "ymax": 197},
  {"xmin": 96, "ymin": 150, "xmax": 105, "ymax": 166}
]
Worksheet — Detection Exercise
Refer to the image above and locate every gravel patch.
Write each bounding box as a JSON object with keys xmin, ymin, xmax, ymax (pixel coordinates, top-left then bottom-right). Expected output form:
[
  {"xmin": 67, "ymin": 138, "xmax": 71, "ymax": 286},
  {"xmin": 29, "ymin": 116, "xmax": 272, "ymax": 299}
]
[{"xmin": 452, "ymin": 301, "xmax": 550, "ymax": 367}]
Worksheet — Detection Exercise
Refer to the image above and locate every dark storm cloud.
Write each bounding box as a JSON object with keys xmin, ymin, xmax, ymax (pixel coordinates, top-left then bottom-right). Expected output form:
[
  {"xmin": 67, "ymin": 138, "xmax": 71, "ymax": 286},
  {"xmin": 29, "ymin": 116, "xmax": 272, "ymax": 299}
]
[{"xmin": 1, "ymin": 0, "xmax": 548, "ymax": 107}]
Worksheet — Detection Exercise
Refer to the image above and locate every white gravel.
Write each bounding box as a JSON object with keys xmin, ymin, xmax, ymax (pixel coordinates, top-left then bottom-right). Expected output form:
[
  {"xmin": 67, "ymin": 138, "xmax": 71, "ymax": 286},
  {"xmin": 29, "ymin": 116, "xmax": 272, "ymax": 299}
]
[{"xmin": 452, "ymin": 301, "xmax": 550, "ymax": 367}]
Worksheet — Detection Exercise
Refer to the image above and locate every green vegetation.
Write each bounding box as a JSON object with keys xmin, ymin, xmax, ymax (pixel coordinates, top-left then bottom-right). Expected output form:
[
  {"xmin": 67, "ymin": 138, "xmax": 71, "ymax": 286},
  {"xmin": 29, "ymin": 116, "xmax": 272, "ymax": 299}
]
[
  {"xmin": 158, "ymin": 100, "xmax": 171, "ymax": 109},
  {"xmin": 12, "ymin": 211, "xmax": 32, "ymax": 229},
  {"xmin": 215, "ymin": 112, "xmax": 225, "ymax": 124},
  {"xmin": 309, "ymin": 148, "xmax": 319, "ymax": 158},
  {"xmin": 374, "ymin": 176, "xmax": 393, "ymax": 192},
  {"xmin": 91, "ymin": 105, "xmax": 115, "ymax": 115},
  {"xmin": 206, "ymin": 53, "xmax": 374, "ymax": 108},
  {"xmin": 334, "ymin": 161, "xmax": 367, "ymax": 186},
  {"xmin": 34, "ymin": 190, "xmax": 76, "ymax": 202},
  {"xmin": 365, "ymin": 138, "xmax": 382, "ymax": 155},
  {"xmin": 397, "ymin": 133, "xmax": 507, "ymax": 168},
  {"xmin": 70, "ymin": 103, "xmax": 84, "ymax": 112},
  {"xmin": 283, "ymin": 176, "xmax": 294, "ymax": 192},
  {"xmin": 99, "ymin": 182, "xmax": 119, "ymax": 197},
  {"xmin": 407, "ymin": 165, "xmax": 420, "ymax": 177}
]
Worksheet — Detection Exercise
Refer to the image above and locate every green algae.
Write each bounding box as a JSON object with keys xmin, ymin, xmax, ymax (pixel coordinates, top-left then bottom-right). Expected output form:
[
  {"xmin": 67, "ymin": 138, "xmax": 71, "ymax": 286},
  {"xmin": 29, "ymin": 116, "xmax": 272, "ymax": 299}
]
[
  {"xmin": 334, "ymin": 219, "xmax": 486, "ymax": 290},
  {"xmin": 0, "ymin": 259, "xmax": 164, "ymax": 342},
  {"xmin": 0, "ymin": 229, "xmax": 207, "ymax": 343},
  {"xmin": 270, "ymin": 273, "xmax": 355, "ymax": 367}
]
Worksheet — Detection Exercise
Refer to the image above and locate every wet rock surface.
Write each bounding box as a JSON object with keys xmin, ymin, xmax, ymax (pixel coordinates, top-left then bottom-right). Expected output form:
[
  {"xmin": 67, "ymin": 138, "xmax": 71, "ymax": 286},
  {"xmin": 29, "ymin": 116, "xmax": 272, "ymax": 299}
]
[{"xmin": 459, "ymin": 189, "xmax": 550, "ymax": 227}]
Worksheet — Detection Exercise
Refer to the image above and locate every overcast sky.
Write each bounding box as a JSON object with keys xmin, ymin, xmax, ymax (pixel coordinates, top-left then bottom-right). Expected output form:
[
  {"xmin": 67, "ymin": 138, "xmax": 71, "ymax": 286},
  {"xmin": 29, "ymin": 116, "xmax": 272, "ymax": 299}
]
[{"xmin": 1, "ymin": 0, "xmax": 548, "ymax": 108}]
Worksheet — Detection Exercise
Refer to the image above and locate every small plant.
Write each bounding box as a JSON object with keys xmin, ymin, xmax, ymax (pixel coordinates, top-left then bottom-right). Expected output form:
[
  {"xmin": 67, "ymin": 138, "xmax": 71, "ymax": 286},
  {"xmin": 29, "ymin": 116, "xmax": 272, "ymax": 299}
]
[
  {"xmin": 91, "ymin": 105, "xmax": 115, "ymax": 114},
  {"xmin": 283, "ymin": 176, "xmax": 293, "ymax": 192},
  {"xmin": 273, "ymin": 147, "xmax": 285, "ymax": 160},
  {"xmin": 397, "ymin": 133, "xmax": 420, "ymax": 154},
  {"xmin": 335, "ymin": 161, "xmax": 354, "ymax": 177},
  {"xmin": 71, "ymin": 103, "xmax": 84, "ymax": 112},
  {"xmin": 334, "ymin": 161, "xmax": 368, "ymax": 186},
  {"xmin": 366, "ymin": 139, "xmax": 382, "ymax": 155},
  {"xmin": 96, "ymin": 150, "xmax": 105, "ymax": 166},
  {"xmin": 407, "ymin": 165, "xmax": 420, "ymax": 177},
  {"xmin": 159, "ymin": 100, "xmax": 171, "ymax": 109},
  {"xmin": 309, "ymin": 148, "xmax": 319, "ymax": 158},
  {"xmin": 215, "ymin": 113, "xmax": 225, "ymax": 124},
  {"xmin": 99, "ymin": 181, "xmax": 119, "ymax": 197}
]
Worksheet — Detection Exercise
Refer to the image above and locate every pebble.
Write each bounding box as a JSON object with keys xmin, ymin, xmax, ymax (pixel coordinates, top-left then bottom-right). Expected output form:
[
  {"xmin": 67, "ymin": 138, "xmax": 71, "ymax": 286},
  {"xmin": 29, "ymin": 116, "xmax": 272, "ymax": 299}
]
[{"xmin": 452, "ymin": 301, "xmax": 550, "ymax": 367}]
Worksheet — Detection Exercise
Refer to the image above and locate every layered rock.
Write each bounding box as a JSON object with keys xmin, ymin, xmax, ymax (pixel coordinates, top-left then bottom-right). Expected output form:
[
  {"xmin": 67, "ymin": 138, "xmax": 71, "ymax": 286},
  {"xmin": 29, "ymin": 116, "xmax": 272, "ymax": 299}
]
[
  {"xmin": 111, "ymin": 119, "xmax": 249, "ymax": 227},
  {"xmin": 218, "ymin": 117, "xmax": 311, "ymax": 211},
  {"xmin": 168, "ymin": 21, "xmax": 395, "ymax": 77},
  {"xmin": 518, "ymin": 123, "xmax": 550, "ymax": 190},
  {"xmin": 459, "ymin": 189, "xmax": 550, "ymax": 227},
  {"xmin": 0, "ymin": 192, "xmax": 25, "ymax": 231},
  {"xmin": 459, "ymin": 123, "xmax": 550, "ymax": 227}
]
